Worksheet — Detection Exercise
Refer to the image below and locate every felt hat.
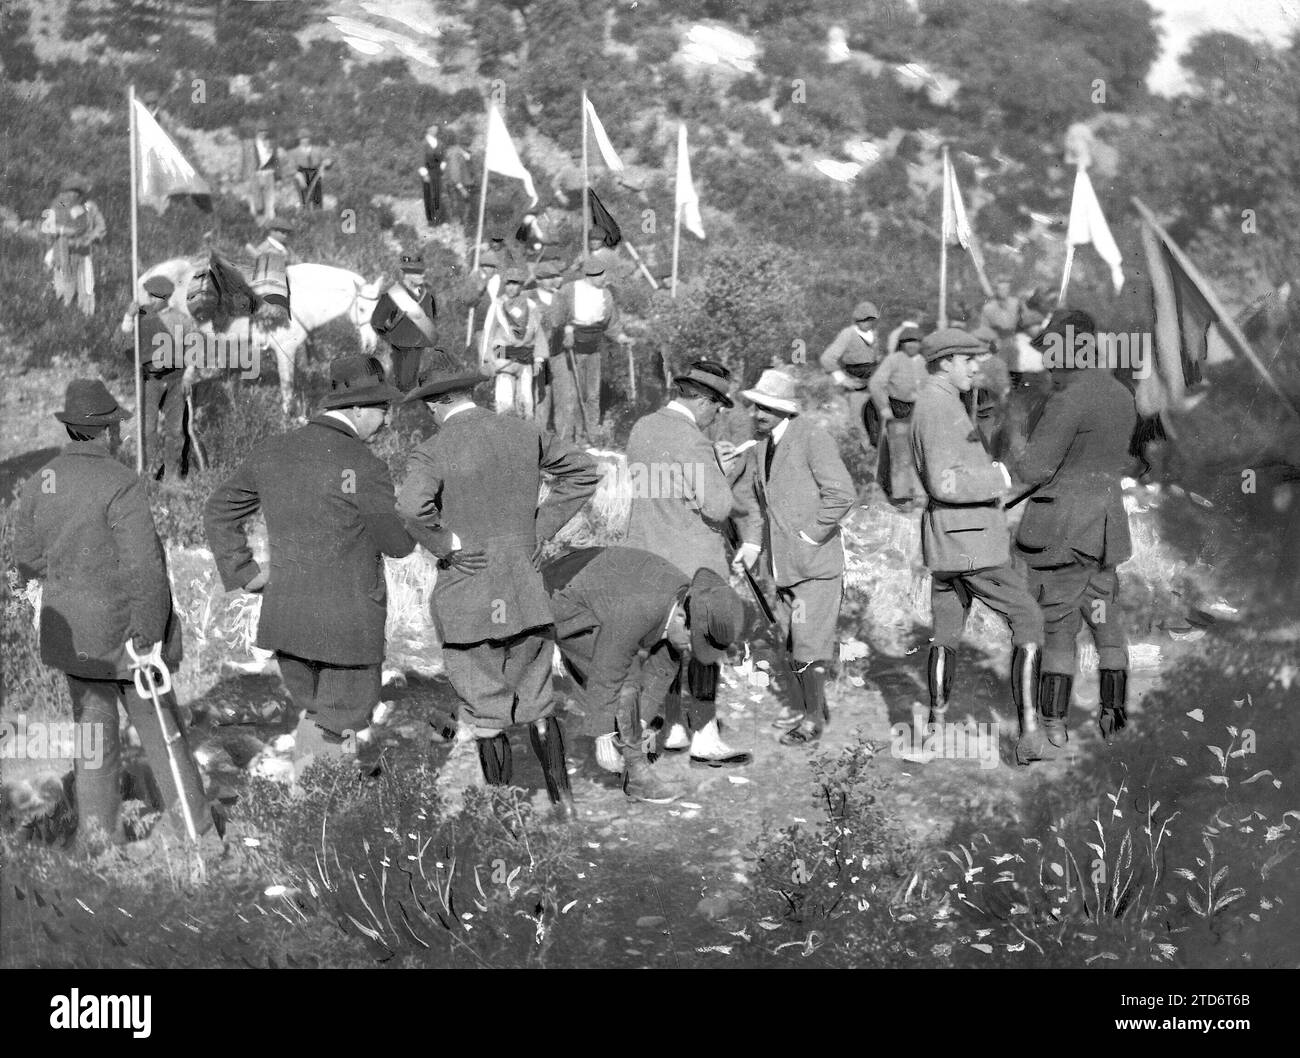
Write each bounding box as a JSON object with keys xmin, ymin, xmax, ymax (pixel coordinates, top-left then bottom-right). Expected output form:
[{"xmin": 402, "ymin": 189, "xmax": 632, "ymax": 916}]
[
  {"xmin": 1030, "ymin": 308, "xmax": 1096, "ymax": 351},
  {"xmin": 319, "ymin": 355, "xmax": 404, "ymax": 410},
  {"xmin": 686, "ymin": 568, "xmax": 745, "ymax": 664},
  {"xmin": 143, "ymin": 276, "xmax": 175, "ymax": 299},
  {"xmin": 673, "ymin": 361, "xmax": 734, "ymax": 407},
  {"xmin": 55, "ymin": 379, "xmax": 132, "ymax": 427},
  {"xmin": 896, "ymin": 326, "xmax": 922, "ymax": 347},
  {"xmin": 919, "ymin": 327, "xmax": 987, "ymax": 364},
  {"xmin": 402, "ymin": 350, "xmax": 483, "ymax": 403},
  {"xmin": 741, "ymin": 369, "xmax": 799, "ymax": 415}
]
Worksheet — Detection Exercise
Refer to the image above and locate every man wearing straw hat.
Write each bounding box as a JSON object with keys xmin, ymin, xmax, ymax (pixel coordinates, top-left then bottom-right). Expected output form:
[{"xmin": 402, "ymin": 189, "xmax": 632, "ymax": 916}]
[
  {"xmin": 39, "ymin": 174, "xmax": 107, "ymax": 315},
  {"xmin": 13, "ymin": 380, "xmax": 209, "ymax": 849},
  {"xmin": 910, "ymin": 328, "xmax": 1047, "ymax": 764},
  {"xmin": 625, "ymin": 360, "xmax": 758, "ymax": 766},
  {"xmin": 204, "ymin": 356, "xmax": 414, "ymax": 777},
  {"xmin": 734, "ymin": 369, "xmax": 857, "ymax": 746},
  {"xmin": 396, "ymin": 354, "xmax": 600, "ymax": 821}
]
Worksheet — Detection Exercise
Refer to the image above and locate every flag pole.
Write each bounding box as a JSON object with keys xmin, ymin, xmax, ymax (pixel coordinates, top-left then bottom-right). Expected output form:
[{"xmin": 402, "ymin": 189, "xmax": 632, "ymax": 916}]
[
  {"xmin": 128, "ymin": 85, "xmax": 144, "ymax": 475},
  {"xmin": 622, "ymin": 240, "xmax": 660, "ymax": 290},
  {"xmin": 671, "ymin": 201, "xmax": 681, "ymax": 299},
  {"xmin": 938, "ymin": 146, "xmax": 949, "ymax": 329},
  {"xmin": 581, "ymin": 87, "xmax": 590, "ymax": 261},
  {"xmin": 468, "ymin": 101, "xmax": 491, "ymax": 350},
  {"xmin": 1057, "ymin": 242, "xmax": 1075, "ymax": 307}
]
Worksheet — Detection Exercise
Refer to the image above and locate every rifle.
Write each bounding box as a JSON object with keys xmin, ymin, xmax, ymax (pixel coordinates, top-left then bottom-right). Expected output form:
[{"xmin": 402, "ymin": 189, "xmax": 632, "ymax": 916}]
[
  {"xmin": 724, "ymin": 516, "xmax": 777, "ymax": 626},
  {"xmin": 126, "ymin": 640, "xmax": 201, "ymax": 844},
  {"xmin": 565, "ymin": 339, "xmax": 592, "ymax": 439}
]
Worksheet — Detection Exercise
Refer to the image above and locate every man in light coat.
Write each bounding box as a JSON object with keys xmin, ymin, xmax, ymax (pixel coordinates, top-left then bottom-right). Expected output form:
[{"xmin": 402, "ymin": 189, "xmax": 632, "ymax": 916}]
[
  {"xmin": 14, "ymin": 380, "xmax": 208, "ymax": 848},
  {"xmin": 396, "ymin": 356, "xmax": 600, "ymax": 821},
  {"xmin": 818, "ymin": 300, "xmax": 883, "ymax": 451},
  {"xmin": 204, "ymin": 356, "xmax": 414, "ymax": 775},
  {"xmin": 624, "ymin": 361, "xmax": 757, "ymax": 766},
  {"xmin": 910, "ymin": 329, "xmax": 1047, "ymax": 764},
  {"xmin": 734, "ymin": 370, "xmax": 857, "ymax": 746}
]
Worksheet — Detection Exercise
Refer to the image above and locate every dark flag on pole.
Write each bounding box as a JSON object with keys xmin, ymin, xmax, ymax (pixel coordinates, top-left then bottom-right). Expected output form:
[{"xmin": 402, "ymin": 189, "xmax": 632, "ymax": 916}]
[{"xmin": 587, "ymin": 187, "xmax": 622, "ymax": 248}]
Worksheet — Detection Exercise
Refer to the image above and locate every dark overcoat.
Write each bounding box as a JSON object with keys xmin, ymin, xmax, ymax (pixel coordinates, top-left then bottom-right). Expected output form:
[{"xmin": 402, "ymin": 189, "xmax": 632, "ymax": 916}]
[{"xmin": 203, "ymin": 415, "xmax": 414, "ymax": 666}]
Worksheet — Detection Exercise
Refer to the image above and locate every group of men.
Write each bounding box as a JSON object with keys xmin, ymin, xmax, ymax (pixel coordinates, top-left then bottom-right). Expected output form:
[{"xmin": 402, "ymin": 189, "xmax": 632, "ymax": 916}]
[{"xmin": 238, "ymin": 127, "xmax": 334, "ymax": 222}]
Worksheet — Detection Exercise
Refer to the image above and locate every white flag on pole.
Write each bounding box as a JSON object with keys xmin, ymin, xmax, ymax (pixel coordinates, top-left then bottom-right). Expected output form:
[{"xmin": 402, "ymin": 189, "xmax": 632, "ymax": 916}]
[
  {"xmin": 941, "ymin": 149, "xmax": 989, "ymax": 291},
  {"xmin": 133, "ymin": 98, "xmax": 210, "ymax": 213},
  {"xmin": 676, "ymin": 123, "xmax": 705, "ymax": 239},
  {"xmin": 584, "ymin": 97, "xmax": 624, "ymax": 173},
  {"xmin": 484, "ymin": 103, "xmax": 537, "ymax": 205},
  {"xmin": 1067, "ymin": 167, "xmax": 1125, "ymax": 293}
]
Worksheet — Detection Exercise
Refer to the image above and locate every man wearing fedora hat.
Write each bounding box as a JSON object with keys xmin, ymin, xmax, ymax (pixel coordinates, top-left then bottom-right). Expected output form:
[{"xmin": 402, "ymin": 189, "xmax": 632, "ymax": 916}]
[
  {"xmin": 484, "ymin": 267, "xmax": 548, "ymax": 419},
  {"xmin": 287, "ymin": 130, "xmax": 332, "ymax": 210},
  {"xmin": 372, "ymin": 252, "xmax": 438, "ymax": 393},
  {"xmin": 819, "ymin": 300, "xmax": 884, "ymax": 452},
  {"xmin": 625, "ymin": 360, "xmax": 757, "ymax": 765},
  {"xmin": 541, "ymin": 546, "xmax": 745, "ymax": 804},
  {"xmin": 14, "ymin": 380, "xmax": 210, "ymax": 848},
  {"xmin": 40, "ymin": 175, "xmax": 107, "ymax": 315},
  {"xmin": 910, "ymin": 328, "xmax": 1047, "ymax": 764},
  {"xmin": 205, "ymin": 356, "xmax": 414, "ymax": 776},
  {"xmin": 1012, "ymin": 309, "xmax": 1138, "ymax": 746},
  {"xmin": 552, "ymin": 259, "xmax": 621, "ymax": 444},
  {"xmin": 734, "ymin": 370, "xmax": 857, "ymax": 746},
  {"xmin": 396, "ymin": 354, "xmax": 599, "ymax": 820}
]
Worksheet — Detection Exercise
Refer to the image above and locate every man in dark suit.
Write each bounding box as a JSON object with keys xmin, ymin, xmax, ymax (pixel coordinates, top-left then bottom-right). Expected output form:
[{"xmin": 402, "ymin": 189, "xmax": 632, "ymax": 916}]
[
  {"xmin": 541, "ymin": 546, "xmax": 743, "ymax": 804},
  {"xmin": 118, "ymin": 275, "xmax": 192, "ymax": 482},
  {"xmin": 14, "ymin": 381, "xmax": 208, "ymax": 849},
  {"xmin": 371, "ymin": 252, "xmax": 438, "ymax": 393},
  {"xmin": 204, "ymin": 356, "xmax": 414, "ymax": 775},
  {"xmin": 734, "ymin": 370, "xmax": 857, "ymax": 746},
  {"xmin": 396, "ymin": 355, "xmax": 600, "ymax": 821},
  {"xmin": 911, "ymin": 329, "xmax": 1047, "ymax": 764},
  {"xmin": 1013, "ymin": 309, "xmax": 1138, "ymax": 744}
]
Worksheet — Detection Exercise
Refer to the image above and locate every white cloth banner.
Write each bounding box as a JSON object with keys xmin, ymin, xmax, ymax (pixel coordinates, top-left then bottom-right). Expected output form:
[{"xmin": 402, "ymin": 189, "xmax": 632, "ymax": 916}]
[
  {"xmin": 1067, "ymin": 167, "xmax": 1125, "ymax": 293},
  {"xmin": 484, "ymin": 103, "xmax": 537, "ymax": 205},
  {"xmin": 584, "ymin": 97, "xmax": 624, "ymax": 173},
  {"xmin": 676, "ymin": 124, "xmax": 705, "ymax": 239}
]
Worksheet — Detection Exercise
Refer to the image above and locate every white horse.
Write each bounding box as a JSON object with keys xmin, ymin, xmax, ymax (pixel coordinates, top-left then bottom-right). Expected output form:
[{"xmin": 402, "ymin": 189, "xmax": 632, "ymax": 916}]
[{"xmin": 132, "ymin": 258, "xmax": 382, "ymax": 413}]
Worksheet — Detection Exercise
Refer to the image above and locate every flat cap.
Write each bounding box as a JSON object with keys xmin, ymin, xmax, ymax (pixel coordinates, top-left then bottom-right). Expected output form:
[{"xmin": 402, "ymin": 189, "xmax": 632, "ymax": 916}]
[{"xmin": 920, "ymin": 327, "xmax": 987, "ymax": 364}]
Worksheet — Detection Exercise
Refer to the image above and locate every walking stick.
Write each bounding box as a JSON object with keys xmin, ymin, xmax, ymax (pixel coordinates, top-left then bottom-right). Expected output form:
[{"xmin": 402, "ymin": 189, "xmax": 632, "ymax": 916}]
[
  {"xmin": 126, "ymin": 640, "xmax": 199, "ymax": 844},
  {"xmin": 566, "ymin": 341, "xmax": 591, "ymax": 439}
]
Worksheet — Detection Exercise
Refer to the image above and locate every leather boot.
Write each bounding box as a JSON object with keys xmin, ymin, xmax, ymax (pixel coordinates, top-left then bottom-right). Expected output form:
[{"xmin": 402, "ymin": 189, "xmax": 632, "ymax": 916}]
[
  {"xmin": 1038, "ymin": 672, "xmax": 1073, "ymax": 748},
  {"xmin": 619, "ymin": 737, "xmax": 681, "ymax": 805},
  {"xmin": 1012, "ymin": 644, "xmax": 1048, "ymax": 765},
  {"xmin": 528, "ymin": 717, "xmax": 577, "ymax": 822},
  {"xmin": 1098, "ymin": 668, "xmax": 1128, "ymax": 741},
  {"xmin": 926, "ymin": 646, "xmax": 956, "ymax": 725},
  {"xmin": 476, "ymin": 732, "xmax": 513, "ymax": 786},
  {"xmin": 801, "ymin": 663, "xmax": 829, "ymax": 727}
]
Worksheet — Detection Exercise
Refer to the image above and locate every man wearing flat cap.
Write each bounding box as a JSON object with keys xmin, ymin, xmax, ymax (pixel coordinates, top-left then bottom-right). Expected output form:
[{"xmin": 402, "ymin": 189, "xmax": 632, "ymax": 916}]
[
  {"xmin": 819, "ymin": 300, "xmax": 884, "ymax": 452},
  {"xmin": 910, "ymin": 328, "xmax": 1047, "ymax": 764},
  {"xmin": 552, "ymin": 259, "xmax": 621, "ymax": 443},
  {"xmin": 625, "ymin": 360, "xmax": 758, "ymax": 766},
  {"xmin": 541, "ymin": 546, "xmax": 744, "ymax": 803},
  {"xmin": 868, "ymin": 326, "xmax": 927, "ymax": 504},
  {"xmin": 396, "ymin": 354, "xmax": 600, "ymax": 821},
  {"xmin": 484, "ymin": 267, "xmax": 548, "ymax": 419},
  {"xmin": 14, "ymin": 380, "xmax": 209, "ymax": 849},
  {"xmin": 40, "ymin": 174, "xmax": 107, "ymax": 315},
  {"xmin": 734, "ymin": 370, "xmax": 857, "ymax": 746},
  {"xmin": 205, "ymin": 356, "xmax": 414, "ymax": 778},
  {"xmin": 372, "ymin": 252, "xmax": 438, "ymax": 393},
  {"xmin": 1011, "ymin": 309, "xmax": 1137, "ymax": 746}
]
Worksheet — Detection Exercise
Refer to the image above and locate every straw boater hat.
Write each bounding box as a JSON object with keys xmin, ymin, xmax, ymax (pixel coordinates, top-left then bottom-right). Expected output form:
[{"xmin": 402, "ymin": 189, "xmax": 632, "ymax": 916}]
[
  {"xmin": 686, "ymin": 569, "xmax": 744, "ymax": 664},
  {"xmin": 741, "ymin": 369, "xmax": 799, "ymax": 415},
  {"xmin": 673, "ymin": 362, "xmax": 734, "ymax": 408},
  {"xmin": 319, "ymin": 355, "xmax": 404, "ymax": 410},
  {"xmin": 402, "ymin": 350, "xmax": 483, "ymax": 403},
  {"xmin": 55, "ymin": 380, "xmax": 132, "ymax": 427}
]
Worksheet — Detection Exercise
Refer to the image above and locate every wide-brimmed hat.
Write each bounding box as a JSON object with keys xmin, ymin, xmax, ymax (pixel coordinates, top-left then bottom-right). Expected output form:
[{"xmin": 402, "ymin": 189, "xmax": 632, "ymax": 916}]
[
  {"xmin": 686, "ymin": 568, "xmax": 744, "ymax": 664},
  {"xmin": 853, "ymin": 300, "xmax": 879, "ymax": 323},
  {"xmin": 673, "ymin": 363, "xmax": 734, "ymax": 407},
  {"xmin": 319, "ymin": 355, "xmax": 404, "ymax": 410},
  {"xmin": 741, "ymin": 369, "xmax": 799, "ymax": 415},
  {"xmin": 919, "ymin": 328, "xmax": 986, "ymax": 364},
  {"xmin": 143, "ymin": 275, "xmax": 175, "ymax": 299},
  {"xmin": 59, "ymin": 174, "xmax": 88, "ymax": 194},
  {"xmin": 55, "ymin": 379, "xmax": 132, "ymax": 427},
  {"xmin": 1030, "ymin": 308, "xmax": 1096, "ymax": 352},
  {"xmin": 402, "ymin": 350, "xmax": 483, "ymax": 403}
]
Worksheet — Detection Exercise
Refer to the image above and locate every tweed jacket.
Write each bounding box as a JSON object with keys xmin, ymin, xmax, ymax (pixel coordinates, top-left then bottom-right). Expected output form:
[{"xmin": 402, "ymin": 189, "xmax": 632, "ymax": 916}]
[
  {"xmin": 624, "ymin": 405, "xmax": 754, "ymax": 580},
  {"xmin": 911, "ymin": 373, "xmax": 1011, "ymax": 574},
  {"xmin": 204, "ymin": 415, "xmax": 414, "ymax": 666},
  {"xmin": 543, "ymin": 546, "xmax": 687, "ymax": 733},
  {"xmin": 737, "ymin": 415, "xmax": 856, "ymax": 588},
  {"xmin": 14, "ymin": 443, "xmax": 182, "ymax": 680},
  {"xmin": 396, "ymin": 406, "xmax": 599, "ymax": 645},
  {"xmin": 372, "ymin": 282, "xmax": 438, "ymax": 351},
  {"xmin": 1012, "ymin": 369, "xmax": 1137, "ymax": 569}
]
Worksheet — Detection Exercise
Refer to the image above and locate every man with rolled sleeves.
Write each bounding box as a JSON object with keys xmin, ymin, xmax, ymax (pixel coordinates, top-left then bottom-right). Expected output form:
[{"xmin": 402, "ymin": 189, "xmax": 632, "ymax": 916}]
[
  {"xmin": 541, "ymin": 546, "xmax": 743, "ymax": 804},
  {"xmin": 910, "ymin": 328, "xmax": 1047, "ymax": 764},
  {"xmin": 396, "ymin": 356, "xmax": 599, "ymax": 821},
  {"xmin": 372, "ymin": 252, "xmax": 437, "ymax": 394},
  {"xmin": 13, "ymin": 380, "xmax": 209, "ymax": 848},
  {"xmin": 819, "ymin": 300, "xmax": 883, "ymax": 451},
  {"xmin": 204, "ymin": 356, "xmax": 414, "ymax": 774},
  {"xmin": 625, "ymin": 361, "xmax": 756, "ymax": 766},
  {"xmin": 1012, "ymin": 309, "xmax": 1137, "ymax": 745},
  {"xmin": 734, "ymin": 370, "xmax": 857, "ymax": 746}
]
